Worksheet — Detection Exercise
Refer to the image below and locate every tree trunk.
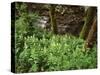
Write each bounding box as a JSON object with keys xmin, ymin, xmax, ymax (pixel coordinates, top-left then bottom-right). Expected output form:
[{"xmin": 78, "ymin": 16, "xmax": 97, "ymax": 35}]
[
  {"xmin": 80, "ymin": 7, "xmax": 96, "ymax": 39},
  {"xmin": 27, "ymin": 3, "xmax": 33, "ymax": 13},
  {"xmin": 84, "ymin": 17, "xmax": 97, "ymax": 48},
  {"xmin": 49, "ymin": 4, "xmax": 58, "ymax": 34}
]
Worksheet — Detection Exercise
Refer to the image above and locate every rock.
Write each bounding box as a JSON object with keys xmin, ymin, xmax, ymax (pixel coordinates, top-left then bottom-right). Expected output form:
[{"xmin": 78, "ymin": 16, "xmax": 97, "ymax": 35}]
[{"xmin": 37, "ymin": 16, "xmax": 49, "ymax": 28}]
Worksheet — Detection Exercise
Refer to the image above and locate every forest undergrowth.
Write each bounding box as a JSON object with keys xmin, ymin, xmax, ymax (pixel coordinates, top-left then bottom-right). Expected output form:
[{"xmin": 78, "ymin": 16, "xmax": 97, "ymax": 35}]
[
  {"xmin": 14, "ymin": 3, "xmax": 97, "ymax": 73},
  {"xmin": 15, "ymin": 14, "xmax": 97, "ymax": 73}
]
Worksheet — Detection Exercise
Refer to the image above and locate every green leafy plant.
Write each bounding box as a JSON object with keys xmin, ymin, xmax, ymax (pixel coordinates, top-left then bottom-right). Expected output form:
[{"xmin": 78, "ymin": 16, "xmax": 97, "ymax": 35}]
[{"xmin": 16, "ymin": 32, "xmax": 97, "ymax": 72}]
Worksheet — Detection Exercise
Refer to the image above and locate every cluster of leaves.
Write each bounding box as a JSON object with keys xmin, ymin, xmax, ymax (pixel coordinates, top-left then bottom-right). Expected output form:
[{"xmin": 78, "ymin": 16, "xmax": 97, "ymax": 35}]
[
  {"xmin": 16, "ymin": 31, "xmax": 97, "ymax": 73},
  {"xmin": 15, "ymin": 3, "xmax": 41, "ymax": 72}
]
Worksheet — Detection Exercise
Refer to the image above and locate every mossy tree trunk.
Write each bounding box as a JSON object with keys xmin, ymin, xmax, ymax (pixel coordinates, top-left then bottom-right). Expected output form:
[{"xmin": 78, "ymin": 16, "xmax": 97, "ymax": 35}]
[
  {"xmin": 80, "ymin": 7, "xmax": 96, "ymax": 39},
  {"xmin": 49, "ymin": 4, "xmax": 58, "ymax": 34},
  {"xmin": 85, "ymin": 17, "xmax": 97, "ymax": 48}
]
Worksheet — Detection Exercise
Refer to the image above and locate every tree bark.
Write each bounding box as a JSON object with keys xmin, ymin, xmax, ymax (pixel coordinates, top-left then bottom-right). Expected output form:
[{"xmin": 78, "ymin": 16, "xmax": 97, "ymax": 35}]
[
  {"xmin": 49, "ymin": 4, "xmax": 58, "ymax": 34},
  {"xmin": 80, "ymin": 7, "xmax": 96, "ymax": 39},
  {"xmin": 84, "ymin": 17, "xmax": 97, "ymax": 48}
]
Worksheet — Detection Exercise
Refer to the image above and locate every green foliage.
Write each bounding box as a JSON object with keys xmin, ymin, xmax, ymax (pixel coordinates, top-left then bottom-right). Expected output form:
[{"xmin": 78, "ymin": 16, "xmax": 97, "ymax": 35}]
[
  {"xmin": 16, "ymin": 3, "xmax": 27, "ymax": 19},
  {"xmin": 15, "ymin": 3, "xmax": 41, "ymax": 73},
  {"xmin": 16, "ymin": 32, "xmax": 97, "ymax": 72},
  {"xmin": 15, "ymin": 3, "xmax": 97, "ymax": 73}
]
